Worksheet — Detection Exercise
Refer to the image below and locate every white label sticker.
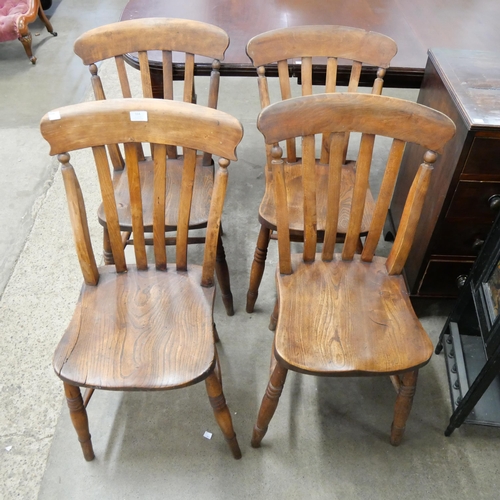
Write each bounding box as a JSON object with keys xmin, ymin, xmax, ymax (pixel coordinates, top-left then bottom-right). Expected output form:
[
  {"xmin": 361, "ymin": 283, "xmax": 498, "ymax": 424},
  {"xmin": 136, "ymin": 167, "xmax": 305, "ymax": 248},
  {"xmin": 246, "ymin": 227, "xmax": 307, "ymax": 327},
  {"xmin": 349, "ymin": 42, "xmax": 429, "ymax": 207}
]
[
  {"xmin": 473, "ymin": 118, "xmax": 485, "ymax": 124},
  {"xmin": 48, "ymin": 111, "xmax": 61, "ymax": 121},
  {"xmin": 203, "ymin": 431, "xmax": 213, "ymax": 440},
  {"xmin": 130, "ymin": 111, "xmax": 148, "ymax": 122}
]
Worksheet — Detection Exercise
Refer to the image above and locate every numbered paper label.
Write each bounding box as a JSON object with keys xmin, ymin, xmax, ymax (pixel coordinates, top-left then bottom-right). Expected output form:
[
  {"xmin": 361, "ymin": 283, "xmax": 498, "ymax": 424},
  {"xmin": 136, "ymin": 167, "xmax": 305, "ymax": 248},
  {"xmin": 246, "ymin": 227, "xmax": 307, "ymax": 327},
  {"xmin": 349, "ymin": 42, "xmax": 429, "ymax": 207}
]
[{"xmin": 130, "ymin": 111, "xmax": 148, "ymax": 122}]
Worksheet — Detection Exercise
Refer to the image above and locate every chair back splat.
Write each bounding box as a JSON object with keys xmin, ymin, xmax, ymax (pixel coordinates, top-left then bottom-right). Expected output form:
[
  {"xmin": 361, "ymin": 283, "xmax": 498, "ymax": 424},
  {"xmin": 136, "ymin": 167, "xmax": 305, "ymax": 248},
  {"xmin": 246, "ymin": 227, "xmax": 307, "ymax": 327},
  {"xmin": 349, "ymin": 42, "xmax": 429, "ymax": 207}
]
[
  {"xmin": 247, "ymin": 25, "xmax": 398, "ymax": 163},
  {"xmin": 75, "ymin": 17, "xmax": 229, "ymax": 167},
  {"xmin": 257, "ymin": 93, "xmax": 456, "ymax": 273},
  {"xmin": 41, "ymin": 98, "xmax": 242, "ymax": 280}
]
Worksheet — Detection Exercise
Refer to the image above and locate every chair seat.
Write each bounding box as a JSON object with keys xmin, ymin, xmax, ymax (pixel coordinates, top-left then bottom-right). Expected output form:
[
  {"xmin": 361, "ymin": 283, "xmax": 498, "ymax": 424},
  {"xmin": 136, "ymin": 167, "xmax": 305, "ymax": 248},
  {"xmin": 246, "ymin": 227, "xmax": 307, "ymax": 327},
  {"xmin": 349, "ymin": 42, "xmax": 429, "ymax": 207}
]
[
  {"xmin": 274, "ymin": 254, "xmax": 433, "ymax": 376},
  {"xmin": 97, "ymin": 155, "xmax": 214, "ymax": 231},
  {"xmin": 53, "ymin": 265, "xmax": 216, "ymax": 390},
  {"xmin": 258, "ymin": 160, "xmax": 375, "ymax": 234}
]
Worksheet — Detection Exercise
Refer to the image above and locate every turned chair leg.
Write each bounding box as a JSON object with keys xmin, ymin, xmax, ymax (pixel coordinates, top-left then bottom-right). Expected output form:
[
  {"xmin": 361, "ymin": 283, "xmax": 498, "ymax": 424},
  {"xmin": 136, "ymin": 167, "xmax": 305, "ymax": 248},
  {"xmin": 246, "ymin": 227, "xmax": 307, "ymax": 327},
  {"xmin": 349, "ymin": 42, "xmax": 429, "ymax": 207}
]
[
  {"xmin": 390, "ymin": 370, "xmax": 418, "ymax": 446},
  {"xmin": 63, "ymin": 383, "xmax": 95, "ymax": 461},
  {"xmin": 246, "ymin": 225, "xmax": 271, "ymax": 313},
  {"xmin": 38, "ymin": 7, "xmax": 57, "ymax": 36},
  {"xmin": 215, "ymin": 232, "xmax": 234, "ymax": 316},
  {"xmin": 205, "ymin": 359, "xmax": 241, "ymax": 459},
  {"xmin": 251, "ymin": 362, "xmax": 288, "ymax": 448},
  {"xmin": 103, "ymin": 227, "xmax": 115, "ymax": 265}
]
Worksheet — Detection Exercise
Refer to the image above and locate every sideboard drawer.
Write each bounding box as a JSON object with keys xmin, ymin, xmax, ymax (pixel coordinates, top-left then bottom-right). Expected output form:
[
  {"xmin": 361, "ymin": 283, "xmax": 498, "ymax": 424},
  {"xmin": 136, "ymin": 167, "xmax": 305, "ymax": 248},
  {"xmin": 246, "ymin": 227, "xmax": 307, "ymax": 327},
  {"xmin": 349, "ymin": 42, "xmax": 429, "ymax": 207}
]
[
  {"xmin": 462, "ymin": 137, "xmax": 500, "ymax": 176},
  {"xmin": 431, "ymin": 220, "xmax": 491, "ymax": 256},
  {"xmin": 417, "ymin": 259, "xmax": 475, "ymax": 297},
  {"xmin": 445, "ymin": 181, "xmax": 500, "ymax": 221}
]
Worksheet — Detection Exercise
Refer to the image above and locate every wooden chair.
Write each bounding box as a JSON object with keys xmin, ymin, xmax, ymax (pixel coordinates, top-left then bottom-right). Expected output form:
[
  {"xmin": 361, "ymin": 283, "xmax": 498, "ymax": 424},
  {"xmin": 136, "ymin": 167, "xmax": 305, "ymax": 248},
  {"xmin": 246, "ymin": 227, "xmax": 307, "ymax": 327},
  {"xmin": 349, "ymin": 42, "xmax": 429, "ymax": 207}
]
[
  {"xmin": 74, "ymin": 18, "xmax": 236, "ymax": 316},
  {"xmin": 245, "ymin": 26, "xmax": 398, "ymax": 321},
  {"xmin": 0, "ymin": 0, "xmax": 57, "ymax": 63},
  {"xmin": 40, "ymin": 98, "xmax": 243, "ymax": 461},
  {"xmin": 250, "ymin": 93, "xmax": 455, "ymax": 448}
]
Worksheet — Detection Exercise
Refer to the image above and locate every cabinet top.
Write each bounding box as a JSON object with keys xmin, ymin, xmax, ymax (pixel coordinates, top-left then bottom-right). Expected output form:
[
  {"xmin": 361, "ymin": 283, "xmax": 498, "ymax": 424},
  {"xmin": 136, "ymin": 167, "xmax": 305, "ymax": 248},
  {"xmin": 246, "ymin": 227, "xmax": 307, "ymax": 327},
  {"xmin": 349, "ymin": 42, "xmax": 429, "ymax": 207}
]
[{"xmin": 428, "ymin": 48, "xmax": 500, "ymax": 130}]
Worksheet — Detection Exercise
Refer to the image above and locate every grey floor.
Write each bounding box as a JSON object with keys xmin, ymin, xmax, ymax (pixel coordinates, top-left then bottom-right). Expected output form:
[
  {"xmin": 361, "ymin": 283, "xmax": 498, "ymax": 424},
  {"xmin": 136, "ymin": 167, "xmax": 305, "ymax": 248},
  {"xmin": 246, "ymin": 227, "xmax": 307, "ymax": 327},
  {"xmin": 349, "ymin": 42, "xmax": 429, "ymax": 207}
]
[{"xmin": 1, "ymin": 1, "xmax": 500, "ymax": 499}]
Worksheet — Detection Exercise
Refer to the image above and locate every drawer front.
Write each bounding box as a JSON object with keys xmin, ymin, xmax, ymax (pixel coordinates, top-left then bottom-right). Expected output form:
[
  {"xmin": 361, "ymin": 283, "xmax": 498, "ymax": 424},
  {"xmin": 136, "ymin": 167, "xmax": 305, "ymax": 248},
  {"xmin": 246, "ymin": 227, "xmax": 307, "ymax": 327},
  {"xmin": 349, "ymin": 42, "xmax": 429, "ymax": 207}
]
[
  {"xmin": 462, "ymin": 137, "xmax": 500, "ymax": 176},
  {"xmin": 445, "ymin": 181, "xmax": 500, "ymax": 221},
  {"xmin": 430, "ymin": 220, "xmax": 492, "ymax": 256},
  {"xmin": 416, "ymin": 259, "xmax": 474, "ymax": 297}
]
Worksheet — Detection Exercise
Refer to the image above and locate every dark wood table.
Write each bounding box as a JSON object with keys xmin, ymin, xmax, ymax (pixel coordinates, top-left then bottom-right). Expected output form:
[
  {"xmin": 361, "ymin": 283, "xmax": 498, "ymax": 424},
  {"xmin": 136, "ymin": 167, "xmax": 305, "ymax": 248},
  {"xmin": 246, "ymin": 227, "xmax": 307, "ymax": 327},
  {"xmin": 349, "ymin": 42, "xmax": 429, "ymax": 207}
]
[{"xmin": 121, "ymin": 0, "xmax": 500, "ymax": 89}]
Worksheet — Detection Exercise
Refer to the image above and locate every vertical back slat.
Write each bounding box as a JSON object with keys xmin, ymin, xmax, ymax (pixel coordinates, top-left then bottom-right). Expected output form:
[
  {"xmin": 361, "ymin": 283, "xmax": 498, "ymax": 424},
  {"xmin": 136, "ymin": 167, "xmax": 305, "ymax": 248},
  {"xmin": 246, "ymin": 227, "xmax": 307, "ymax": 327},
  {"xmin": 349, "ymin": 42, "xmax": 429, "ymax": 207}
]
[
  {"xmin": 115, "ymin": 55, "xmax": 132, "ymax": 98},
  {"xmin": 124, "ymin": 143, "xmax": 148, "ymax": 270},
  {"xmin": 183, "ymin": 53, "xmax": 195, "ymax": 103},
  {"xmin": 301, "ymin": 57, "xmax": 313, "ymax": 96},
  {"xmin": 386, "ymin": 155, "xmax": 436, "ymax": 275},
  {"xmin": 277, "ymin": 59, "xmax": 296, "ymax": 162},
  {"xmin": 342, "ymin": 61, "xmax": 364, "ymax": 162},
  {"xmin": 162, "ymin": 50, "xmax": 174, "ymax": 100},
  {"xmin": 321, "ymin": 133, "xmax": 345, "ymax": 261},
  {"xmin": 203, "ymin": 59, "xmax": 222, "ymax": 166},
  {"xmin": 342, "ymin": 133, "xmax": 375, "ymax": 260},
  {"xmin": 162, "ymin": 50, "xmax": 178, "ymax": 159},
  {"xmin": 347, "ymin": 61, "xmax": 363, "ymax": 92},
  {"xmin": 320, "ymin": 57, "xmax": 339, "ymax": 163},
  {"xmin": 115, "ymin": 55, "xmax": 145, "ymax": 161},
  {"xmin": 92, "ymin": 145, "xmax": 127, "ymax": 272},
  {"xmin": 361, "ymin": 139, "xmax": 406, "ymax": 262},
  {"xmin": 176, "ymin": 147, "xmax": 198, "ymax": 271},
  {"xmin": 272, "ymin": 147, "xmax": 292, "ymax": 275},
  {"xmin": 90, "ymin": 64, "xmax": 124, "ymax": 170},
  {"xmin": 138, "ymin": 50, "xmax": 153, "ymax": 98},
  {"xmin": 153, "ymin": 143, "xmax": 167, "ymax": 270},
  {"xmin": 302, "ymin": 135, "xmax": 317, "ymax": 262},
  {"xmin": 59, "ymin": 154, "xmax": 99, "ymax": 285},
  {"xmin": 202, "ymin": 158, "xmax": 230, "ymax": 286}
]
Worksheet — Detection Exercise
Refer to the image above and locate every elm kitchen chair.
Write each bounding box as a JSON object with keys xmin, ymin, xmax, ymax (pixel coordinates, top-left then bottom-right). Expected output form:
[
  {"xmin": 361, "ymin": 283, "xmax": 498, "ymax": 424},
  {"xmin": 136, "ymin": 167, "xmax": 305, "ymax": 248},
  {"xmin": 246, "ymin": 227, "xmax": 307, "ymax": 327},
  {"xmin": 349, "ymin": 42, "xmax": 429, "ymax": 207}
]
[
  {"xmin": 250, "ymin": 93, "xmax": 456, "ymax": 448},
  {"xmin": 74, "ymin": 18, "xmax": 236, "ymax": 315},
  {"xmin": 40, "ymin": 98, "xmax": 243, "ymax": 461},
  {"xmin": 245, "ymin": 25, "xmax": 398, "ymax": 324}
]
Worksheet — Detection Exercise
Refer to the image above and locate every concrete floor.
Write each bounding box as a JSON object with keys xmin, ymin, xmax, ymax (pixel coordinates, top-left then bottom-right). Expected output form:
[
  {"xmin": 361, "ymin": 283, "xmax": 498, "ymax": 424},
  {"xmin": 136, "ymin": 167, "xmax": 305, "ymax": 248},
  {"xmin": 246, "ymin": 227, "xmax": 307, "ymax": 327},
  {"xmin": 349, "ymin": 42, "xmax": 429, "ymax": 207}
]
[{"xmin": 1, "ymin": 1, "xmax": 500, "ymax": 499}]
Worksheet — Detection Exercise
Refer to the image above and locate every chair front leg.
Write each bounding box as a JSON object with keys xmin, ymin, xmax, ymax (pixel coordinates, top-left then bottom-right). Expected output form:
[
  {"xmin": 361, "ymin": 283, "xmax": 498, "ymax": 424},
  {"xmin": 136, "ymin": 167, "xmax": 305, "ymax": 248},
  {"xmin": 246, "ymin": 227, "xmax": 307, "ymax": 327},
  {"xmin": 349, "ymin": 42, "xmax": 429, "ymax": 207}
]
[
  {"xmin": 390, "ymin": 370, "xmax": 418, "ymax": 446},
  {"xmin": 251, "ymin": 361, "xmax": 288, "ymax": 448},
  {"xmin": 215, "ymin": 232, "xmax": 234, "ymax": 316},
  {"xmin": 103, "ymin": 227, "xmax": 114, "ymax": 265},
  {"xmin": 205, "ymin": 357, "xmax": 241, "ymax": 459},
  {"xmin": 64, "ymin": 383, "xmax": 95, "ymax": 461},
  {"xmin": 246, "ymin": 225, "xmax": 271, "ymax": 313}
]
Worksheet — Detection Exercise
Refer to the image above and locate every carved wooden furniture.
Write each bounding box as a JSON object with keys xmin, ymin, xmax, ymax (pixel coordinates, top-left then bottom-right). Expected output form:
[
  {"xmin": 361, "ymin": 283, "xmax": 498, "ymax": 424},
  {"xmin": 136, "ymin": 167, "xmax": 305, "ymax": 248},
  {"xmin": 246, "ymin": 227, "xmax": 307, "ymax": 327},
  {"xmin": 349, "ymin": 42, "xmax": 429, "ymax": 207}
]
[
  {"xmin": 74, "ymin": 18, "xmax": 236, "ymax": 316},
  {"xmin": 244, "ymin": 26, "xmax": 398, "ymax": 320},
  {"xmin": 436, "ymin": 212, "xmax": 500, "ymax": 435},
  {"xmin": 40, "ymin": 98, "xmax": 243, "ymax": 461},
  {"xmin": 250, "ymin": 93, "xmax": 456, "ymax": 448},
  {"xmin": 0, "ymin": 0, "xmax": 56, "ymax": 63},
  {"xmin": 121, "ymin": 0, "xmax": 500, "ymax": 89},
  {"xmin": 387, "ymin": 49, "xmax": 500, "ymax": 298}
]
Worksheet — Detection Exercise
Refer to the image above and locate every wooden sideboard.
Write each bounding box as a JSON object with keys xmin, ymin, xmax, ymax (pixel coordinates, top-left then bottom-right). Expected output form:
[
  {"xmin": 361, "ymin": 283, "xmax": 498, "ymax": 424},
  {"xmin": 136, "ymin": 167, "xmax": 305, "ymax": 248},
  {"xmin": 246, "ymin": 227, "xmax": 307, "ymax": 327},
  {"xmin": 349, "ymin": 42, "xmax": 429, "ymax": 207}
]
[{"xmin": 387, "ymin": 49, "xmax": 500, "ymax": 298}]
